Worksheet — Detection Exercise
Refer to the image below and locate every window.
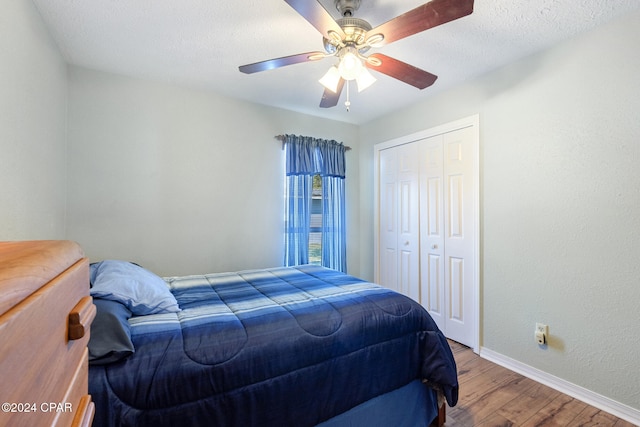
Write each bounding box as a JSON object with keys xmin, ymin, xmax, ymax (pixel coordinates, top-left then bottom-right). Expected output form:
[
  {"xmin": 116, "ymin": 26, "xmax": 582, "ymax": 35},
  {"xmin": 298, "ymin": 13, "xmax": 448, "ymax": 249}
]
[
  {"xmin": 282, "ymin": 134, "xmax": 347, "ymax": 272},
  {"xmin": 309, "ymin": 175, "xmax": 322, "ymax": 265}
]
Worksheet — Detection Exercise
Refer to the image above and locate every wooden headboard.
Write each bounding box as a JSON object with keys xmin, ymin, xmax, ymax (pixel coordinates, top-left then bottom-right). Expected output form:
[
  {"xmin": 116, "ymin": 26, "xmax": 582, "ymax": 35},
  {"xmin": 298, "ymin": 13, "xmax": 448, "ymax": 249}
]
[{"xmin": 0, "ymin": 241, "xmax": 95, "ymax": 427}]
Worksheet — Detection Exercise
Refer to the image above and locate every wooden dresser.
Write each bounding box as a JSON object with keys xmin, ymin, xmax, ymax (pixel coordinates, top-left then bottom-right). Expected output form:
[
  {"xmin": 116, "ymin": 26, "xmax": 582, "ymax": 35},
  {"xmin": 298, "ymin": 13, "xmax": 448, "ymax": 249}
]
[{"xmin": 0, "ymin": 241, "xmax": 95, "ymax": 427}]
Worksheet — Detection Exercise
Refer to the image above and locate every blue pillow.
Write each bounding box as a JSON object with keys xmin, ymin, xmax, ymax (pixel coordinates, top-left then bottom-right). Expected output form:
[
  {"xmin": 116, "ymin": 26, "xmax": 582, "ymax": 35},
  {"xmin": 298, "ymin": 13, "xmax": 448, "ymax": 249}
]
[
  {"xmin": 89, "ymin": 298, "xmax": 134, "ymax": 365},
  {"xmin": 90, "ymin": 260, "xmax": 180, "ymax": 315}
]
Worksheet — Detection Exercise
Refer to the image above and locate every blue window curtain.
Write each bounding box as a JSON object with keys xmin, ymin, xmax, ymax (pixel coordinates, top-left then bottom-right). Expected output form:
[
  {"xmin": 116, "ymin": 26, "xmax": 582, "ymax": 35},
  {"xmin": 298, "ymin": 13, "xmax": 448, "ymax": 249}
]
[
  {"xmin": 283, "ymin": 134, "xmax": 347, "ymax": 272},
  {"xmin": 284, "ymin": 174, "xmax": 312, "ymax": 267},
  {"xmin": 321, "ymin": 175, "xmax": 346, "ymax": 272}
]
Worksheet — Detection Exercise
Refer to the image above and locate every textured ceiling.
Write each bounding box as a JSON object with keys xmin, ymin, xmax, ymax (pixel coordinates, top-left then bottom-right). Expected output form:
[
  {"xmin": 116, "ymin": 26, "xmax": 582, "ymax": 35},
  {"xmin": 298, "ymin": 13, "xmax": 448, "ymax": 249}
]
[{"xmin": 33, "ymin": 0, "xmax": 640, "ymax": 125}]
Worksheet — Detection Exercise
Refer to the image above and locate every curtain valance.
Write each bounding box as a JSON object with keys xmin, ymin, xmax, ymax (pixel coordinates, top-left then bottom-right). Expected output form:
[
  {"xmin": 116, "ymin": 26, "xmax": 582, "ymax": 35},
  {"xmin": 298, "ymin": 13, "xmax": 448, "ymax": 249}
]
[{"xmin": 284, "ymin": 134, "xmax": 346, "ymax": 178}]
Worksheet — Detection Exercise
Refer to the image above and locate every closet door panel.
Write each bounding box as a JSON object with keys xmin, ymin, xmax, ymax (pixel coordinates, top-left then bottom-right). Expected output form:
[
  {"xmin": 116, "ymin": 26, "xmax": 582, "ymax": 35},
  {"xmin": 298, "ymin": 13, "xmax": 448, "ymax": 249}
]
[
  {"xmin": 419, "ymin": 136, "xmax": 445, "ymax": 329},
  {"xmin": 397, "ymin": 143, "xmax": 420, "ymax": 301},
  {"xmin": 448, "ymin": 256, "xmax": 465, "ymax": 322},
  {"xmin": 379, "ymin": 148, "xmax": 398, "ymax": 293},
  {"xmin": 448, "ymin": 174, "xmax": 464, "ymax": 238},
  {"xmin": 443, "ymin": 126, "xmax": 476, "ymax": 346},
  {"xmin": 426, "ymin": 253, "xmax": 442, "ymax": 314}
]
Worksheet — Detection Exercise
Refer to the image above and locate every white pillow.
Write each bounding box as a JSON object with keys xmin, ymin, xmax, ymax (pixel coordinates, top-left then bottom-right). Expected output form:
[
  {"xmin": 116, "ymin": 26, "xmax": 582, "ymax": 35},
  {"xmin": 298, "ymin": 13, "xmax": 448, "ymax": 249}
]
[{"xmin": 90, "ymin": 260, "xmax": 180, "ymax": 315}]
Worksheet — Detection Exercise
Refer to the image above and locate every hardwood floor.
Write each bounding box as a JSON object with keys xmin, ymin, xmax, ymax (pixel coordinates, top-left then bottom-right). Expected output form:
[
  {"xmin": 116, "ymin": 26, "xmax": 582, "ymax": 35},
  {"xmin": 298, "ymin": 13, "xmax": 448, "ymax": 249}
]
[{"xmin": 445, "ymin": 340, "xmax": 637, "ymax": 426}]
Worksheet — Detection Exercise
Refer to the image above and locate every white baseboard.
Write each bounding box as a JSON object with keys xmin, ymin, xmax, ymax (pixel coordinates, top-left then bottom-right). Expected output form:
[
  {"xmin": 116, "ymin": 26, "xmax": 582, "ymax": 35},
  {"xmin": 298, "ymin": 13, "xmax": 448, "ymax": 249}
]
[{"xmin": 479, "ymin": 347, "xmax": 640, "ymax": 426}]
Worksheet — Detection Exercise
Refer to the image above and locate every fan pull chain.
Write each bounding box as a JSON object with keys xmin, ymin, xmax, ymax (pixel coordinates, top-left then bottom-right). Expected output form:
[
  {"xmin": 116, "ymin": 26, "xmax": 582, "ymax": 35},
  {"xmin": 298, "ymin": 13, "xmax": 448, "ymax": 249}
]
[{"xmin": 345, "ymin": 81, "xmax": 351, "ymax": 112}]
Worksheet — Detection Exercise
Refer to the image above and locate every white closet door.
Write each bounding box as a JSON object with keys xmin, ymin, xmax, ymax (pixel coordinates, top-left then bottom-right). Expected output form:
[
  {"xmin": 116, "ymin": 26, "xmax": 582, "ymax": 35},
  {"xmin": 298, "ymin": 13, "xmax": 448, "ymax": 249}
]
[
  {"xmin": 419, "ymin": 135, "xmax": 446, "ymax": 331},
  {"xmin": 378, "ymin": 148, "xmax": 398, "ymax": 293},
  {"xmin": 441, "ymin": 126, "xmax": 476, "ymax": 346},
  {"xmin": 397, "ymin": 143, "xmax": 420, "ymax": 301},
  {"xmin": 378, "ymin": 143, "xmax": 420, "ymax": 301},
  {"xmin": 376, "ymin": 115, "xmax": 479, "ymax": 351}
]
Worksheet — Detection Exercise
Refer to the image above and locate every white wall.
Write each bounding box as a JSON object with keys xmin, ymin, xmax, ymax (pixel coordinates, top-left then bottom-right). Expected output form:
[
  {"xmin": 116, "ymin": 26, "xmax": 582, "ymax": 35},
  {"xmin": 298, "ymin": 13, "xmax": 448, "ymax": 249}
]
[
  {"xmin": 0, "ymin": 0, "xmax": 68, "ymax": 240},
  {"xmin": 66, "ymin": 67, "xmax": 361, "ymax": 277},
  {"xmin": 359, "ymin": 10, "xmax": 640, "ymax": 415}
]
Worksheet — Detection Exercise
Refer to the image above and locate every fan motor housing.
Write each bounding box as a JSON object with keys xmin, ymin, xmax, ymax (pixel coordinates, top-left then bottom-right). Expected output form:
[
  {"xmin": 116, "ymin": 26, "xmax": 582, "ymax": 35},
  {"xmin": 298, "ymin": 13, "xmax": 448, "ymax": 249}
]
[{"xmin": 323, "ymin": 17, "xmax": 372, "ymax": 54}]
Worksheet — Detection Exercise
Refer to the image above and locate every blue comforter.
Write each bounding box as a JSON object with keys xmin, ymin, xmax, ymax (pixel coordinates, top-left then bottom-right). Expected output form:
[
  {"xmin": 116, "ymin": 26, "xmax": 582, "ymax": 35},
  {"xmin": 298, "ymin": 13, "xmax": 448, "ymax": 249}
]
[{"xmin": 89, "ymin": 265, "xmax": 458, "ymax": 426}]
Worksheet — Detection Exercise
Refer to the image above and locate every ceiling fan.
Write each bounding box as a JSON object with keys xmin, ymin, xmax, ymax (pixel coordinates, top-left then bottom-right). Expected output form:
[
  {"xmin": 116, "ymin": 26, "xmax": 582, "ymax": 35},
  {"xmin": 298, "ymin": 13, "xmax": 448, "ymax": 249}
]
[{"xmin": 239, "ymin": 0, "xmax": 474, "ymax": 110}]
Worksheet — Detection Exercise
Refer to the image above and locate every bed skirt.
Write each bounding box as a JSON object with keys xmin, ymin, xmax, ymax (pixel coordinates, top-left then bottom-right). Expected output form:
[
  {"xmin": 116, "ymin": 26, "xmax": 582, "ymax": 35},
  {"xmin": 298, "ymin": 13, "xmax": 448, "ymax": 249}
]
[{"xmin": 318, "ymin": 380, "xmax": 439, "ymax": 427}]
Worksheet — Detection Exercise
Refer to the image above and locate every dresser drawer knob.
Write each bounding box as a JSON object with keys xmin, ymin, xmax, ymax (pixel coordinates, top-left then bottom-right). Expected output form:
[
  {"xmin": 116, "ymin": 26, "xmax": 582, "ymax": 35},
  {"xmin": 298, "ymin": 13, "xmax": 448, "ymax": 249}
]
[{"xmin": 68, "ymin": 296, "xmax": 96, "ymax": 340}]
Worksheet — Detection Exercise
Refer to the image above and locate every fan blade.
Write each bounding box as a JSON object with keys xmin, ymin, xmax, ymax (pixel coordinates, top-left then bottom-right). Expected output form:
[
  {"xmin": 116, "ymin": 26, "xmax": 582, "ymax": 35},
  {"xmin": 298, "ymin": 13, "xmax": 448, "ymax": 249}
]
[
  {"xmin": 367, "ymin": 0, "xmax": 474, "ymax": 46},
  {"xmin": 320, "ymin": 78, "xmax": 345, "ymax": 108},
  {"xmin": 366, "ymin": 54, "xmax": 437, "ymax": 89},
  {"xmin": 284, "ymin": 0, "xmax": 346, "ymax": 40},
  {"xmin": 239, "ymin": 51, "xmax": 325, "ymax": 74}
]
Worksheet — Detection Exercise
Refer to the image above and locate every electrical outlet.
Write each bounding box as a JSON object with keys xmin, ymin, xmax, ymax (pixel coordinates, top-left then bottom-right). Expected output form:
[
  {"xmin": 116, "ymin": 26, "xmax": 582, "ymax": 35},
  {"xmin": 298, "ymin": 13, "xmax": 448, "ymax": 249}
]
[
  {"xmin": 536, "ymin": 323, "xmax": 548, "ymax": 335},
  {"xmin": 535, "ymin": 323, "xmax": 549, "ymax": 345}
]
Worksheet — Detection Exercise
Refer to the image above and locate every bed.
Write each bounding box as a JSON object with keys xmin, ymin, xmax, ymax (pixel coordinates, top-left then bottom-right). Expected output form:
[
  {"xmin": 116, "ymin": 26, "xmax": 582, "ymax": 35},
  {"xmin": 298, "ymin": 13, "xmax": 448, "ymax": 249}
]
[{"xmin": 87, "ymin": 260, "xmax": 458, "ymax": 427}]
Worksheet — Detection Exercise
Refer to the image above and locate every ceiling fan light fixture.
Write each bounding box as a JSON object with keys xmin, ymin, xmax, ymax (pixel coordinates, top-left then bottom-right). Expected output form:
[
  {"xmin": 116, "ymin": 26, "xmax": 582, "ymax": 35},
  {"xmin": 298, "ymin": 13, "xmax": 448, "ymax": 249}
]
[
  {"xmin": 338, "ymin": 46, "xmax": 363, "ymax": 80},
  {"xmin": 319, "ymin": 65, "xmax": 342, "ymax": 93},
  {"xmin": 355, "ymin": 67, "xmax": 376, "ymax": 92}
]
